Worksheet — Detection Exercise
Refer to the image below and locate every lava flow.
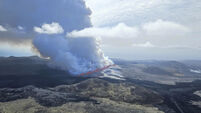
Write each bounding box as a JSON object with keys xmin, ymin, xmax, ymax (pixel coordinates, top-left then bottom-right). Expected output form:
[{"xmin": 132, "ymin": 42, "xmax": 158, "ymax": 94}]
[{"xmin": 79, "ymin": 64, "xmax": 116, "ymax": 76}]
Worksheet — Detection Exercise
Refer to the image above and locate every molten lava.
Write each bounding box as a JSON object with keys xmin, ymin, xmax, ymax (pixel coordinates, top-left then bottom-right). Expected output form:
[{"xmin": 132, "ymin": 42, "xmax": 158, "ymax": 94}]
[{"xmin": 79, "ymin": 64, "xmax": 116, "ymax": 76}]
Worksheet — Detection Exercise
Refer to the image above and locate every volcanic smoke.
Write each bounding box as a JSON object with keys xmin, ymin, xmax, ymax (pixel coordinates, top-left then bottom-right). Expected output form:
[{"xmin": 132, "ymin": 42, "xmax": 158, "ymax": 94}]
[
  {"xmin": 33, "ymin": 34, "xmax": 113, "ymax": 75},
  {"xmin": 0, "ymin": 0, "xmax": 114, "ymax": 75}
]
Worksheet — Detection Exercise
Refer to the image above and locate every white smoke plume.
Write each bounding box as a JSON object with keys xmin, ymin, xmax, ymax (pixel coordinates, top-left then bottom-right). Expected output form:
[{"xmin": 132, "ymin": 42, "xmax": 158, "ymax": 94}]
[
  {"xmin": 33, "ymin": 32, "xmax": 113, "ymax": 75},
  {"xmin": 0, "ymin": 0, "xmax": 91, "ymax": 44},
  {"xmin": 0, "ymin": 0, "xmax": 114, "ymax": 75},
  {"xmin": 34, "ymin": 22, "xmax": 64, "ymax": 35}
]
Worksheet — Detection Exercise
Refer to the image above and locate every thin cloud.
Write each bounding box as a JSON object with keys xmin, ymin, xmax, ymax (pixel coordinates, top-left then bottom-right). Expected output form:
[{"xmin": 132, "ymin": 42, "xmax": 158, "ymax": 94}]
[
  {"xmin": 132, "ymin": 42, "xmax": 201, "ymax": 49},
  {"xmin": 132, "ymin": 42, "xmax": 155, "ymax": 48},
  {"xmin": 18, "ymin": 26, "xmax": 24, "ymax": 30},
  {"xmin": 0, "ymin": 25, "xmax": 7, "ymax": 32},
  {"xmin": 68, "ymin": 19, "xmax": 191, "ymax": 47},
  {"xmin": 68, "ymin": 23, "xmax": 139, "ymax": 39},
  {"xmin": 34, "ymin": 22, "xmax": 64, "ymax": 34},
  {"xmin": 142, "ymin": 19, "xmax": 191, "ymax": 37},
  {"xmin": 85, "ymin": 0, "xmax": 201, "ymax": 29}
]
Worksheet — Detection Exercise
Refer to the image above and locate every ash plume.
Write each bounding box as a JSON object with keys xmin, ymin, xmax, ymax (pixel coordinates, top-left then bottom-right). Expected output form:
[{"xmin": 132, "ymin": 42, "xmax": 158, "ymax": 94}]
[
  {"xmin": 33, "ymin": 35, "xmax": 113, "ymax": 74},
  {"xmin": 0, "ymin": 0, "xmax": 91, "ymax": 44},
  {"xmin": 0, "ymin": 0, "xmax": 114, "ymax": 75}
]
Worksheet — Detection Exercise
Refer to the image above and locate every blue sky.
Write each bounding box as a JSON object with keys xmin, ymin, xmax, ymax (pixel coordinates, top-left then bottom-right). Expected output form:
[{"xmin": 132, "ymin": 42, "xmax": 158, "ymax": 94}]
[{"xmin": 0, "ymin": 0, "xmax": 201, "ymax": 60}]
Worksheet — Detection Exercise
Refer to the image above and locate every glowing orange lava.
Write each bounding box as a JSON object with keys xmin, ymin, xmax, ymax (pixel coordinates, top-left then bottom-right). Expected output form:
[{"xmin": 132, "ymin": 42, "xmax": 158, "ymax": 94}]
[{"xmin": 79, "ymin": 64, "xmax": 116, "ymax": 76}]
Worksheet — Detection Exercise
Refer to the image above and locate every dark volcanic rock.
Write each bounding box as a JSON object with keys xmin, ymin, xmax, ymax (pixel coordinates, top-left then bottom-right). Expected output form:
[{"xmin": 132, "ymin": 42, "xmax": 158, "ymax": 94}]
[
  {"xmin": 1, "ymin": 57, "xmax": 201, "ymax": 112},
  {"xmin": 0, "ymin": 56, "xmax": 89, "ymax": 88},
  {"xmin": 0, "ymin": 78, "xmax": 163, "ymax": 107},
  {"xmin": 54, "ymin": 78, "xmax": 163, "ymax": 105},
  {"xmin": 0, "ymin": 85, "xmax": 95, "ymax": 107}
]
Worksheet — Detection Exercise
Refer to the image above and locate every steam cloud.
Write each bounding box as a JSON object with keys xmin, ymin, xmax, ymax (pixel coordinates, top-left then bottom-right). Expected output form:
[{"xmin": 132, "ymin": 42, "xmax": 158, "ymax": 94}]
[
  {"xmin": 34, "ymin": 23, "xmax": 64, "ymax": 35},
  {"xmin": 33, "ymin": 23, "xmax": 113, "ymax": 74},
  {"xmin": 33, "ymin": 33, "xmax": 113, "ymax": 74},
  {"xmin": 0, "ymin": 0, "xmax": 114, "ymax": 75},
  {"xmin": 0, "ymin": 0, "xmax": 91, "ymax": 44}
]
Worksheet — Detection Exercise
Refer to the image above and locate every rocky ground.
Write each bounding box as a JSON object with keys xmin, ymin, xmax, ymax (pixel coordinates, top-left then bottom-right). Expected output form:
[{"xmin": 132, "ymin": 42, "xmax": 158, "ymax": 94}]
[
  {"xmin": 0, "ymin": 56, "xmax": 201, "ymax": 113},
  {"xmin": 0, "ymin": 78, "xmax": 165, "ymax": 113}
]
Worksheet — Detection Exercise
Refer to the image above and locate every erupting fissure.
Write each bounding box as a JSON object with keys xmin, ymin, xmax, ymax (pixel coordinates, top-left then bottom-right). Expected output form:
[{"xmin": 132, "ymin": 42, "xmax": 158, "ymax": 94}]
[
  {"xmin": 30, "ymin": 0, "xmax": 114, "ymax": 75},
  {"xmin": 79, "ymin": 64, "xmax": 116, "ymax": 76}
]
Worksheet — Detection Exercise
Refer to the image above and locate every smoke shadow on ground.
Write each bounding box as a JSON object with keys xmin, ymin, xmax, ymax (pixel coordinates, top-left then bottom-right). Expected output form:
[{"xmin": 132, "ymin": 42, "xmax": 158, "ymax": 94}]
[{"xmin": 0, "ymin": 56, "xmax": 90, "ymax": 88}]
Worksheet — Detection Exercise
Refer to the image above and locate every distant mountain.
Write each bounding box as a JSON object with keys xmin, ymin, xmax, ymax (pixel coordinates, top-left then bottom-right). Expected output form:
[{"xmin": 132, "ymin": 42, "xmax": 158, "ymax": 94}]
[{"xmin": 115, "ymin": 59, "xmax": 201, "ymax": 85}]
